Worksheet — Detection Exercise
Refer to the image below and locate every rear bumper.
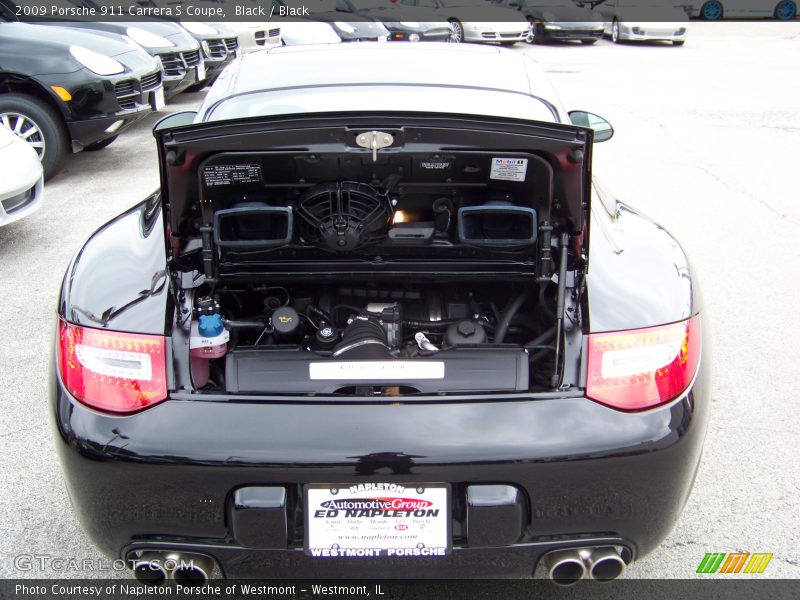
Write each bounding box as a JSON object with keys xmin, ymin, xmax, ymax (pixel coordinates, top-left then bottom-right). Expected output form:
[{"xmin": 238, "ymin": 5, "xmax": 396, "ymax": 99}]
[{"xmin": 50, "ymin": 355, "xmax": 708, "ymax": 577}]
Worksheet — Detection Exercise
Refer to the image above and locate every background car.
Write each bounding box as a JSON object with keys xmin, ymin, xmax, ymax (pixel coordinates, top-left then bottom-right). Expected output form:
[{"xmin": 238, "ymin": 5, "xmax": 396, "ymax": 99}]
[
  {"xmin": 231, "ymin": 21, "xmax": 282, "ymax": 51},
  {"xmin": 691, "ymin": 0, "xmax": 797, "ymax": 20},
  {"xmin": 40, "ymin": 21, "xmax": 203, "ymax": 99},
  {"xmin": 178, "ymin": 22, "xmax": 241, "ymax": 91},
  {"xmin": 147, "ymin": 0, "xmax": 283, "ymax": 49},
  {"xmin": 335, "ymin": 0, "xmax": 455, "ymax": 41},
  {"xmin": 52, "ymin": 43, "xmax": 707, "ymax": 584},
  {"xmin": 594, "ymin": 0, "xmax": 689, "ymax": 45},
  {"xmin": 0, "ymin": 17, "xmax": 162, "ymax": 178},
  {"xmin": 501, "ymin": 0, "xmax": 605, "ymax": 44},
  {"xmin": 278, "ymin": 0, "xmax": 392, "ymax": 40},
  {"xmin": 0, "ymin": 122, "xmax": 43, "ymax": 226},
  {"xmin": 279, "ymin": 20, "xmax": 343, "ymax": 44},
  {"xmin": 0, "ymin": 1, "xmax": 207, "ymax": 100},
  {"xmin": 399, "ymin": 0, "xmax": 530, "ymax": 44}
]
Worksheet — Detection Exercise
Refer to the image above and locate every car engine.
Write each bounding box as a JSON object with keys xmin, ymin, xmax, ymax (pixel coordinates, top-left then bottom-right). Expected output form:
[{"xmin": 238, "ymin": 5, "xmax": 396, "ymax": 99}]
[{"xmin": 175, "ymin": 147, "xmax": 580, "ymax": 396}]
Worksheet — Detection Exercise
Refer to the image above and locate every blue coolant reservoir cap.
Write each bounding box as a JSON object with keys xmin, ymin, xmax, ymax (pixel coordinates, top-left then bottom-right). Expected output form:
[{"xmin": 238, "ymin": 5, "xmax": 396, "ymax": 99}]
[{"xmin": 199, "ymin": 314, "xmax": 225, "ymax": 337}]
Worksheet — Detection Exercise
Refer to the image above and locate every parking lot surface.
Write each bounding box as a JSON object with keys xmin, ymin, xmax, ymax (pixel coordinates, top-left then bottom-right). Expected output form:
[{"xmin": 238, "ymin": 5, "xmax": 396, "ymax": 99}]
[{"xmin": 1, "ymin": 22, "xmax": 798, "ymax": 580}]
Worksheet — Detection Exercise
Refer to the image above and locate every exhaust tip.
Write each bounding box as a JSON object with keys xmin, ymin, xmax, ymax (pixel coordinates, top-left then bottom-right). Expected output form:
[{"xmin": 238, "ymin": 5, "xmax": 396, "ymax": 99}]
[
  {"xmin": 584, "ymin": 546, "xmax": 627, "ymax": 582},
  {"xmin": 589, "ymin": 553, "xmax": 626, "ymax": 582},
  {"xmin": 133, "ymin": 561, "xmax": 167, "ymax": 587},
  {"xmin": 128, "ymin": 551, "xmax": 219, "ymax": 586},
  {"xmin": 543, "ymin": 550, "xmax": 587, "ymax": 586},
  {"xmin": 172, "ymin": 565, "xmax": 209, "ymax": 586}
]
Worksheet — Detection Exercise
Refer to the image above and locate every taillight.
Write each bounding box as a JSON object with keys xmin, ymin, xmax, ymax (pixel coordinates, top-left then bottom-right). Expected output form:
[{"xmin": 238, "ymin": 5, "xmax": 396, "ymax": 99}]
[
  {"xmin": 586, "ymin": 315, "xmax": 701, "ymax": 411},
  {"xmin": 57, "ymin": 320, "xmax": 168, "ymax": 414}
]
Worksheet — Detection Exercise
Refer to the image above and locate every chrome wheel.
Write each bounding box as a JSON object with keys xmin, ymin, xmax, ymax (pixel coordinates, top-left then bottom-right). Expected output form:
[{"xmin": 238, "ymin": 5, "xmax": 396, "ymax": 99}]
[
  {"xmin": 0, "ymin": 111, "xmax": 46, "ymax": 160},
  {"xmin": 611, "ymin": 20, "xmax": 620, "ymax": 44},
  {"xmin": 525, "ymin": 20, "xmax": 535, "ymax": 44},
  {"xmin": 449, "ymin": 20, "xmax": 463, "ymax": 43}
]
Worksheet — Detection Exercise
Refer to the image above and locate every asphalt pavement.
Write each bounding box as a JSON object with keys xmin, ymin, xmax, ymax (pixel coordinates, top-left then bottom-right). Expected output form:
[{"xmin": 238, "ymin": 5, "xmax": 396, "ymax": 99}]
[{"xmin": 0, "ymin": 22, "xmax": 798, "ymax": 581}]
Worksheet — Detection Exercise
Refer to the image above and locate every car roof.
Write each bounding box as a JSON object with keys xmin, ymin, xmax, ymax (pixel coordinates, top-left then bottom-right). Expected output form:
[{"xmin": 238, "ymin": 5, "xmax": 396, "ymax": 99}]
[{"xmin": 224, "ymin": 43, "xmax": 537, "ymax": 97}]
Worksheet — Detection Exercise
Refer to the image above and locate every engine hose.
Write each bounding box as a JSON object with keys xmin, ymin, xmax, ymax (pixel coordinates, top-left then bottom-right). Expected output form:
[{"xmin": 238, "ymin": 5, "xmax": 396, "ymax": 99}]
[
  {"xmin": 223, "ymin": 319, "xmax": 267, "ymax": 329},
  {"xmin": 494, "ymin": 291, "xmax": 530, "ymax": 344},
  {"xmin": 403, "ymin": 319, "xmax": 462, "ymax": 330},
  {"xmin": 538, "ymin": 283, "xmax": 556, "ymax": 319},
  {"xmin": 524, "ymin": 326, "xmax": 556, "ymax": 349}
]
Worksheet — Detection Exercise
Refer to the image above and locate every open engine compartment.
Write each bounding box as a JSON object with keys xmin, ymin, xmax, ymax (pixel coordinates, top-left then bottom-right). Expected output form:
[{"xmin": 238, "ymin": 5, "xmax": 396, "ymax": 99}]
[
  {"xmin": 185, "ymin": 281, "xmax": 563, "ymax": 396},
  {"xmin": 161, "ymin": 117, "xmax": 590, "ymax": 398}
]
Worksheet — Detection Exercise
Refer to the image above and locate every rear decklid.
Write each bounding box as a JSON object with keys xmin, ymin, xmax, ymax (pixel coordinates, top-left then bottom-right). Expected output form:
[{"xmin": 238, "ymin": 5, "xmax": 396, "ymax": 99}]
[{"xmin": 154, "ymin": 111, "xmax": 595, "ymax": 239}]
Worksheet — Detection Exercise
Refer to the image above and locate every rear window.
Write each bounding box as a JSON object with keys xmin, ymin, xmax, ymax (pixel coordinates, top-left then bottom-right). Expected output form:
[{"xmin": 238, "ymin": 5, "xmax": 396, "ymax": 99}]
[{"xmin": 204, "ymin": 85, "xmax": 558, "ymax": 123}]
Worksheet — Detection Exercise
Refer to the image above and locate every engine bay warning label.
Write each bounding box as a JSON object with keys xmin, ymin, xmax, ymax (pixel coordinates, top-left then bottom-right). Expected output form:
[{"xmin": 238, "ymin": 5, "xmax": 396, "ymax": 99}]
[
  {"xmin": 202, "ymin": 164, "xmax": 263, "ymax": 187},
  {"xmin": 490, "ymin": 157, "xmax": 528, "ymax": 182},
  {"xmin": 309, "ymin": 361, "xmax": 445, "ymax": 380}
]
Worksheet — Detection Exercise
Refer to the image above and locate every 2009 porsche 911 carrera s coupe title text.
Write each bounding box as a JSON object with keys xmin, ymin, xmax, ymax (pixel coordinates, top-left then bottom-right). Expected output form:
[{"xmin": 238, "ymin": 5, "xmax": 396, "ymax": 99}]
[{"xmin": 51, "ymin": 43, "xmax": 708, "ymax": 585}]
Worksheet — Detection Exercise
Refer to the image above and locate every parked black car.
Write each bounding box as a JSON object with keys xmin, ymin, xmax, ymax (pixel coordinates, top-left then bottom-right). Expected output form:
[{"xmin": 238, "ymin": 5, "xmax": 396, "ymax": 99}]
[
  {"xmin": 500, "ymin": 0, "xmax": 605, "ymax": 44},
  {"xmin": 53, "ymin": 44, "xmax": 707, "ymax": 583},
  {"xmin": 50, "ymin": 21, "xmax": 205, "ymax": 99},
  {"xmin": 172, "ymin": 21, "xmax": 241, "ymax": 91},
  {"xmin": 0, "ymin": 1, "xmax": 205, "ymax": 100},
  {"xmin": 334, "ymin": 0, "xmax": 454, "ymax": 41},
  {"xmin": 0, "ymin": 17, "xmax": 162, "ymax": 178}
]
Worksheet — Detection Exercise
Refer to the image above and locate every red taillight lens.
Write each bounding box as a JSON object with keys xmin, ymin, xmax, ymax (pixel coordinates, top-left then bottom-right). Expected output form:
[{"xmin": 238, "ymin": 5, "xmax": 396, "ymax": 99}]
[
  {"xmin": 57, "ymin": 320, "xmax": 168, "ymax": 414},
  {"xmin": 586, "ymin": 315, "xmax": 701, "ymax": 411}
]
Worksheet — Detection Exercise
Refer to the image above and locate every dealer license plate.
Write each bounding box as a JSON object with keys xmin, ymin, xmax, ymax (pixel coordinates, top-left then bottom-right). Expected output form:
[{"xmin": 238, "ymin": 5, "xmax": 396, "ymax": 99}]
[
  {"xmin": 150, "ymin": 87, "xmax": 165, "ymax": 111},
  {"xmin": 196, "ymin": 62, "xmax": 206, "ymax": 81},
  {"xmin": 305, "ymin": 483, "xmax": 450, "ymax": 558}
]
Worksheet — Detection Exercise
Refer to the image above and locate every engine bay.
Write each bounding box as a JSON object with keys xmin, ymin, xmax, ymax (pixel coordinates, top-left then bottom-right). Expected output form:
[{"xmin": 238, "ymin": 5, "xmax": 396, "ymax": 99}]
[
  {"xmin": 170, "ymin": 144, "xmax": 584, "ymax": 397},
  {"xmin": 188, "ymin": 282, "xmax": 560, "ymax": 396}
]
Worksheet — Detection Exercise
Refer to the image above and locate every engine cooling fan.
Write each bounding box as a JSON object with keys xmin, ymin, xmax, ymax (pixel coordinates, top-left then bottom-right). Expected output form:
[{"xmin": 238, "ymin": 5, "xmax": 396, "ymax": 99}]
[{"xmin": 295, "ymin": 182, "xmax": 392, "ymax": 252}]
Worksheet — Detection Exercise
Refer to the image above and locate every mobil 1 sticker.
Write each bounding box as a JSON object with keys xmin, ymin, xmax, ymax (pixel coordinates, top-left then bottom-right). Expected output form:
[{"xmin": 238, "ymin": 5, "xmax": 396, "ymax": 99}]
[
  {"xmin": 306, "ymin": 483, "xmax": 450, "ymax": 558},
  {"xmin": 490, "ymin": 157, "xmax": 528, "ymax": 182},
  {"xmin": 202, "ymin": 164, "xmax": 263, "ymax": 187}
]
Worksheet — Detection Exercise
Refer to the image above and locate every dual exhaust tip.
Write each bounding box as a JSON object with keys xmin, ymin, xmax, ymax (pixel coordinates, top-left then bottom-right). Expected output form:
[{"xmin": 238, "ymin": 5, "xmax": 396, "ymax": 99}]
[
  {"xmin": 132, "ymin": 547, "xmax": 621, "ymax": 586},
  {"xmin": 543, "ymin": 547, "xmax": 626, "ymax": 586},
  {"xmin": 131, "ymin": 552, "xmax": 217, "ymax": 587}
]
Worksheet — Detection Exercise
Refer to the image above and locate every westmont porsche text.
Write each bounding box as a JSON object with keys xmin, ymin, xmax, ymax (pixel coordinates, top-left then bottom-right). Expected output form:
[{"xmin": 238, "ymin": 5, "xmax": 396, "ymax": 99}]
[{"xmin": 310, "ymin": 548, "xmax": 448, "ymax": 557}]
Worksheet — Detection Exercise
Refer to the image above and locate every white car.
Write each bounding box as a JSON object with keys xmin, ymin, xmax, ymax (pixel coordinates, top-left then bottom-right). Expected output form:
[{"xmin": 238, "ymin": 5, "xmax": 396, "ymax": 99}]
[
  {"xmin": 138, "ymin": 1, "xmax": 282, "ymax": 51},
  {"xmin": 280, "ymin": 21, "xmax": 342, "ymax": 45},
  {"xmin": 595, "ymin": 0, "xmax": 689, "ymax": 45},
  {"xmin": 691, "ymin": 0, "xmax": 797, "ymax": 20},
  {"xmin": 0, "ymin": 123, "xmax": 43, "ymax": 226},
  {"xmin": 400, "ymin": 0, "xmax": 530, "ymax": 44},
  {"xmin": 229, "ymin": 22, "xmax": 282, "ymax": 52}
]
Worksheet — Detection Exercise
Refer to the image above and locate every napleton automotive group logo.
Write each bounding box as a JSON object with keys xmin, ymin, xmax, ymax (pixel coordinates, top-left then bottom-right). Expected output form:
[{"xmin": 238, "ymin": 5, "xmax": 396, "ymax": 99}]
[{"xmin": 697, "ymin": 552, "xmax": 773, "ymax": 574}]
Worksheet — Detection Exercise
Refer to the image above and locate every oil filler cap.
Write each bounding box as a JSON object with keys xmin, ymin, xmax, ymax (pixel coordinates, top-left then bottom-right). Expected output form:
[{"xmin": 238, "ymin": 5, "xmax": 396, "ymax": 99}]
[
  {"xmin": 199, "ymin": 314, "xmax": 225, "ymax": 337},
  {"xmin": 271, "ymin": 307, "xmax": 300, "ymax": 336}
]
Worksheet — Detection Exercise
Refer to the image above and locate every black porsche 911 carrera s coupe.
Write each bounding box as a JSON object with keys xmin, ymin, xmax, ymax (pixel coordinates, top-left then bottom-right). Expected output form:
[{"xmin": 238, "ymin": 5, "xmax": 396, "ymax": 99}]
[{"xmin": 52, "ymin": 43, "xmax": 708, "ymax": 585}]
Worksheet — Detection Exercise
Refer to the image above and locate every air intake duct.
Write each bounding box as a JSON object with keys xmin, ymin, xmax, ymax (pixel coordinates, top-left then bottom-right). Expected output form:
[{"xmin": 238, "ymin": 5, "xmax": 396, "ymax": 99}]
[{"xmin": 333, "ymin": 316, "xmax": 391, "ymax": 359}]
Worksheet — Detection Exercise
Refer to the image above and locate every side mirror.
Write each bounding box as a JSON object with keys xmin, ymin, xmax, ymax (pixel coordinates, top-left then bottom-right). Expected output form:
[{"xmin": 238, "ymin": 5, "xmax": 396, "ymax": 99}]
[
  {"xmin": 152, "ymin": 111, "xmax": 198, "ymax": 136},
  {"xmin": 569, "ymin": 110, "xmax": 614, "ymax": 142}
]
